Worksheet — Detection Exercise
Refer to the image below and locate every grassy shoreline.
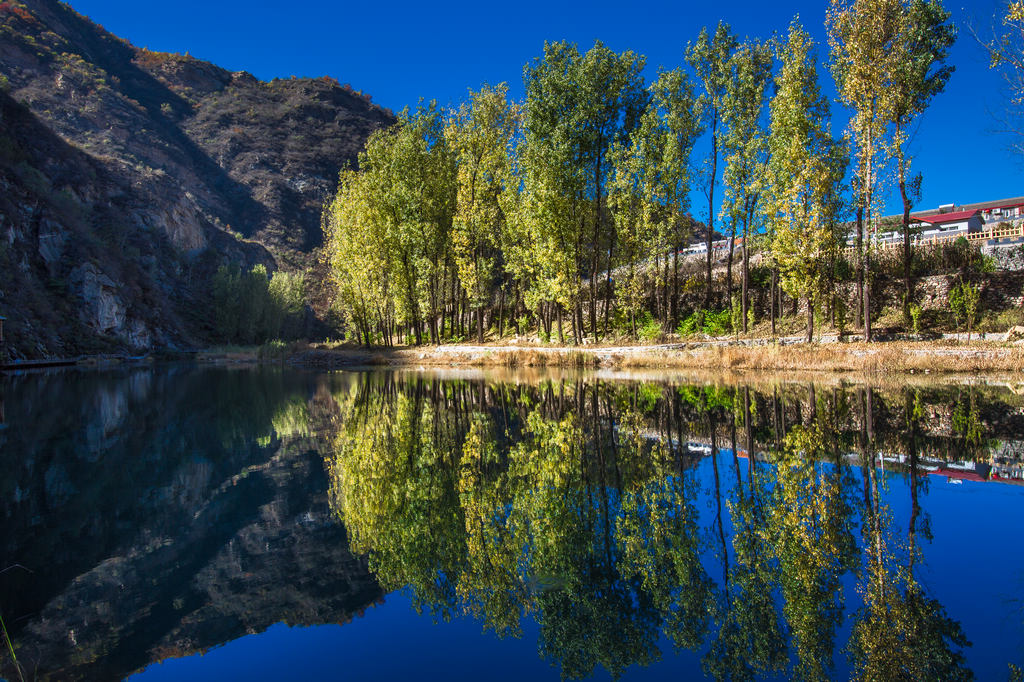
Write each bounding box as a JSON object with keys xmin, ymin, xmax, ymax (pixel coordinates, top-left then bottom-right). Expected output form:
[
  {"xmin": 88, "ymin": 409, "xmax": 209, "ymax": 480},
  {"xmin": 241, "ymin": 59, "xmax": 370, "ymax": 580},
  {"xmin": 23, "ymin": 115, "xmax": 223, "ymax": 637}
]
[{"xmin": 282, "ymin": 338, "xmax": 1024, "ymax": 376}]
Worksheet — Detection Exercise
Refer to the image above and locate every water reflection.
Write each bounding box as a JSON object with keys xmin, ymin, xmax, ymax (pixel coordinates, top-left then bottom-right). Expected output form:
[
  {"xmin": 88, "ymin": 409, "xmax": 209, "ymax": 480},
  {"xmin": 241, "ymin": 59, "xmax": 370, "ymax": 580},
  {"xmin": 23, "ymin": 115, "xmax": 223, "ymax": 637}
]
[
  {"xmin": 1, "ymin": 368, "xmax": 1021, "ymax": 680},
  {"xmin": 327, "ymin": 375, "xmax": 1009, "ymax": 680},
  {"xmin": 0, "ymin": 367, "xmax": 381, "ymax": 681}
]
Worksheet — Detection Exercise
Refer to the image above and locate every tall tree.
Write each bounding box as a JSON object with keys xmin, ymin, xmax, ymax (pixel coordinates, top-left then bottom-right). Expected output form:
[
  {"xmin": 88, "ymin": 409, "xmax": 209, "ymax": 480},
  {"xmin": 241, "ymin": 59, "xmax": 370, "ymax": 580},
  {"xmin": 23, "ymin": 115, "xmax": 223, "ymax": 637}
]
[
  {"xmin": 521, "ymin": 40, "xmax": 647, "ymax": 342},
  {"xmin": 720, "ymin": 39, "xmax": 774, "ymax": 334},
  {"xmin": 766, "ymin": 21, "xmax": 848, "ymax": 343},
  {"xmin": 887, "ymin": 0, "xmax": 955, "ymax": 325},
  {"xmin": 609, "ymin": 68, "xmax": 702, "ymax": 334},
  {"xmin": 446, "ymin": 84, "xmax": 519, "ymax": 343},
  {"xmin": 828, "ymin": 0, "xmax": 903, "ymax": 342},
  {"xmin": 609, "ymin": 108, "xmax": 662, "ymax": 336},
  {"xmin": 687, "ymin": 22, "xmax": 738, "ymax": 312},
  {"xmin": 652, "ymin": 69, "xmax": 704, "ymax": 328},
  {"xmin": 325, "ymin": 104, "xmax": 455, "ymax": 346},
  {"xmin": 324, "ymin": 168, "xmax": 391, "ymax": 345}
]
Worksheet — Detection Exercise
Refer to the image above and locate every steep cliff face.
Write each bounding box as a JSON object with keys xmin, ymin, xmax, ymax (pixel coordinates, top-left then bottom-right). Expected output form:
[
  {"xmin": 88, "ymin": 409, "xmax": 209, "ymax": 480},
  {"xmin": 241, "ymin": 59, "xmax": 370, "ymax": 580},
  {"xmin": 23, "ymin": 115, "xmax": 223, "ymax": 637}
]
[{"xmin": 0, "ymin": 0, "xmax": 393, "ymax": 358}]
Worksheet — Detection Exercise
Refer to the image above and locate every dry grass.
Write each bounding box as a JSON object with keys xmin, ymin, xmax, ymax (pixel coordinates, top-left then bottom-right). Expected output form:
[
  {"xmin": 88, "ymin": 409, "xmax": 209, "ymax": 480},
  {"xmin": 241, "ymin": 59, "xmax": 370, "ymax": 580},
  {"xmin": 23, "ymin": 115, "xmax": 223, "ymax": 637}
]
[
  {"xmin": 288, "ymin": 340, "xmax": 1024, "ymax": 376},
  {"xmin": 616, "ymin": 341, "xmax": 1024, "ymax": 375},
  {"xmin": 476, "ymin": 349, "xmax": 600, "ymax": 369}
]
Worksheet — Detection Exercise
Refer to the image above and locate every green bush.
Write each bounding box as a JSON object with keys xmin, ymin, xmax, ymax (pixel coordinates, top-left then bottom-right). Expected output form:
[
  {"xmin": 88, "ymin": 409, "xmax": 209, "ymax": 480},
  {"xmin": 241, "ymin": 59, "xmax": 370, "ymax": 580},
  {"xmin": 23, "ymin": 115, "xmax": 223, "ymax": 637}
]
[
  {"xmin": 637, "ymin": 312, "xmax": 662, "ymax": 342},
  {"xmin": 676, "ymin": 308, "xmax": 731, "ymax": 337},
  {"xmin": 676, "ymin": 311, "xmax": 701, "ymax": 336},
  {"xmin": 909, "ymin": 303, "xmax": 923, "ymax": 334},
  {"xmin": 949, "ymin": 279, "xmax": 980, "ymax": 340}
]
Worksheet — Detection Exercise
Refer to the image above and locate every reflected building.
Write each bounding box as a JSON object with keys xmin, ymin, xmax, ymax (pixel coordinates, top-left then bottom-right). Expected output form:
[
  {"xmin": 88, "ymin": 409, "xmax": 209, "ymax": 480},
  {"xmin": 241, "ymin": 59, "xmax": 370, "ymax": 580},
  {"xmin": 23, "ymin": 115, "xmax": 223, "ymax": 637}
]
[{"xmin": 4, "ymin": 368, "xmax": 1021, "ymax": 680}]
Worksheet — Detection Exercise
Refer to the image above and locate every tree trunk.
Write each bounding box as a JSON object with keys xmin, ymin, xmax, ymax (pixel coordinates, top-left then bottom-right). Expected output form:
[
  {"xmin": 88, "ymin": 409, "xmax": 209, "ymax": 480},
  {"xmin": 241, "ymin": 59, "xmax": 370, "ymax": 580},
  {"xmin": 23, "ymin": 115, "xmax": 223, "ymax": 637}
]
[
  {"xmin": 770, "ymin": 267, "xmax": 778, "ymax": 337},
  {"xmin": 864, "ymin": 248, "xmax": 872, "ymax": 342},
  {"xmin": 704, "ymin": 118, "xmax": 718, "ymax": 311},
  {"xmin": 899, "ymin": 149, "xmax": 913, "ymax": 328},
  {"xmin": 855, "ymin": 203, "xmax": 864, "ymax": 331},
  {"xmin": 741, "ymin": 217, "xmax": 749, "ymax": 334},
  {"xmin": 497, "ymin": 287, "xmax": 506, "ymax": 338},
  {"xmin": 672, "ymin": 245, "xmax": 680, "ymax": 328},
  {"xmin": 662, "ymin": 255, "xmax": 670, "ymax": 329},
  {"xmin": 806, "ymin": 292, "xmax": 814, "ymax": 343},
  {"xmin": 604, "ymin": 223, "xmax": 615, "ymax": 340},
  {"xmin": 591, "ymin": 162, "xmax": 602, "ymax": 343},
  {"xmin": 727, "ymin": 219, "xmax": 736, "ymax": 311}
]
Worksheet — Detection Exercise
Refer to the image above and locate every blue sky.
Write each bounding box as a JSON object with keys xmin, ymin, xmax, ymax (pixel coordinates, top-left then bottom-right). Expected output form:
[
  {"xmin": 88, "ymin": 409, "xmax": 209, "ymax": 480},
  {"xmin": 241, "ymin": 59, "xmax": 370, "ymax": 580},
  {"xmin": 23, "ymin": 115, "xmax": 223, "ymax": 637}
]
[{"xmin": 70, "ymin": 0, "xmax": 1021, "ymax": 218}]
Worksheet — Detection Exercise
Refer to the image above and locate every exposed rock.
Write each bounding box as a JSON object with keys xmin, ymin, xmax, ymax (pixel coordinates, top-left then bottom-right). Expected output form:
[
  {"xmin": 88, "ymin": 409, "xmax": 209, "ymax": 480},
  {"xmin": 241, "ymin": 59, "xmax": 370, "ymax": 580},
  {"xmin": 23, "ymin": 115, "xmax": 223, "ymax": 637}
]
[
  {"xmin": 70, "ymin": 263, "xmax": 125, "ymax": 334},
  {"xmin": 0, "ymin": 0, "xmax": 395, "ymax": 358}
]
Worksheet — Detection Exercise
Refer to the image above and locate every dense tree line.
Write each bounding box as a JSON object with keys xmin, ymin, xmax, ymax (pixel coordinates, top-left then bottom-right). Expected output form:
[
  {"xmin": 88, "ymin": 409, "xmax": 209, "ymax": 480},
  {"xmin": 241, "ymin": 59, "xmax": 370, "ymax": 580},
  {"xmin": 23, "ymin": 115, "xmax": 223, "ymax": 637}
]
[
  {"xmin": 212, "ymin": 264, "xmax": 307, "ymax": 344},
  {"xmin": 325, "ymin": 0, "xmax": 955, "ymax": 346}
]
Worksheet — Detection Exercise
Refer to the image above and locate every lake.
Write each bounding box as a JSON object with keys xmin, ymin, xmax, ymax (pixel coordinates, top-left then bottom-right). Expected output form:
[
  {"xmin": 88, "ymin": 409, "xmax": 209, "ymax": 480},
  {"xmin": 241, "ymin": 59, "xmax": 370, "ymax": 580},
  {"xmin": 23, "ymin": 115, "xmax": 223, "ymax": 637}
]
[{"xmin": 1, "ymin": 365, "xmax": 1023, "ymax": 680}]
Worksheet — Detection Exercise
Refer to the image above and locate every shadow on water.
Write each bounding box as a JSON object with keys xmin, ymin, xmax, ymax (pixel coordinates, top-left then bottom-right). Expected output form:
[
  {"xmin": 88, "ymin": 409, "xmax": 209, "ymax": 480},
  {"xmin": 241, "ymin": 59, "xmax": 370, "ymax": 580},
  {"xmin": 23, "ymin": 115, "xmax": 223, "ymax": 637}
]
[{"xmin": 2, "ymin": 366, "xmax": 1023, "ymax": 680}]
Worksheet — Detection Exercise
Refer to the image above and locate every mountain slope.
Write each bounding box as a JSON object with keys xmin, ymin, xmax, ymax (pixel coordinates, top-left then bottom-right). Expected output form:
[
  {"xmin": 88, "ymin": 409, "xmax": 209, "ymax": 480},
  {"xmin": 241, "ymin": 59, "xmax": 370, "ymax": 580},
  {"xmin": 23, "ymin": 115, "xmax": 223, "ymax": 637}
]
[{"xmin": 0, "ymin": 0, "xmax": 393, "ymax": 358}]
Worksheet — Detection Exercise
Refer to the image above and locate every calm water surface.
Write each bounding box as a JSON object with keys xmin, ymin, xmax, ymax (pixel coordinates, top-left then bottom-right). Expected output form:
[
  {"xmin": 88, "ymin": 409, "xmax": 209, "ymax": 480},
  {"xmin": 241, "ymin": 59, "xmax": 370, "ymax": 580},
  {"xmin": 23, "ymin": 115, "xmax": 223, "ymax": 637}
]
[{"xmin": 1, "ymin": 365, "xmax": 1023, "ymax": 680}]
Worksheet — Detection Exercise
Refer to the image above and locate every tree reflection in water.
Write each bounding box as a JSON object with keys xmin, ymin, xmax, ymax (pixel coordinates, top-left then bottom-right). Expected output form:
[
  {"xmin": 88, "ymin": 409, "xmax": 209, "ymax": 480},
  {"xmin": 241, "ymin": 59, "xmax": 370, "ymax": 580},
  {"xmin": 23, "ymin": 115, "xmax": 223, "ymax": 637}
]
[{"xmin": 325, "ymin": 374, "xmax": 984, "ymax": 680}]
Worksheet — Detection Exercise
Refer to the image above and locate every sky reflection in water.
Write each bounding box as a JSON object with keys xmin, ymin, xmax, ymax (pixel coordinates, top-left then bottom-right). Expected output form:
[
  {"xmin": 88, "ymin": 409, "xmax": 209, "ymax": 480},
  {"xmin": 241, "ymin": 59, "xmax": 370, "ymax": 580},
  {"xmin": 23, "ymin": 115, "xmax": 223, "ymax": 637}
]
[{"xmin": 0, "ymin": 367, "xmax": 1022, "ymax": 681}]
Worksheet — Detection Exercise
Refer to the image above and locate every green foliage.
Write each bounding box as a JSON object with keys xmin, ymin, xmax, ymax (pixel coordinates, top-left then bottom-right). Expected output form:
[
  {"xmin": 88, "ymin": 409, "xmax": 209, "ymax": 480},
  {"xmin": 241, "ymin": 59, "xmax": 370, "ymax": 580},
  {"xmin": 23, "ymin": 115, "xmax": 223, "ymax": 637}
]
[
  {"xmin": 948, "ymin": 279, "xmax": 980, "ymax": 341},
  {"xmin": 909, "ymin": 302, "xmax": 923, "ymax": 334},
  {"xmin": 677, "ymin": 308, "xmax": 731, "ymax": 337},
  {"xmin": 636, "ymin": 312, "xmax": 662, "ymax": 342},
  {"xmin": 212, "ymin": 264, "xmax": 305, "ymax": 344},
  {"xmin": 730, "ymin": 294, "xmax": 743, "ymax": 335},
  {"xmin": 766, "ymin": 20, "xmax": 847, "ymax": 341}
]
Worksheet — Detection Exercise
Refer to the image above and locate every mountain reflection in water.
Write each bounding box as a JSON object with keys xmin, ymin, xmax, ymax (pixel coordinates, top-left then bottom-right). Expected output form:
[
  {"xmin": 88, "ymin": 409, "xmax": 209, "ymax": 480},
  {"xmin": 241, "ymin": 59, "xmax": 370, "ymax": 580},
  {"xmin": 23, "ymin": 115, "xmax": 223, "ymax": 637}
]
[{"xmin": 2, "ymin": 366, "xmax": 1023, "ymax": 681}]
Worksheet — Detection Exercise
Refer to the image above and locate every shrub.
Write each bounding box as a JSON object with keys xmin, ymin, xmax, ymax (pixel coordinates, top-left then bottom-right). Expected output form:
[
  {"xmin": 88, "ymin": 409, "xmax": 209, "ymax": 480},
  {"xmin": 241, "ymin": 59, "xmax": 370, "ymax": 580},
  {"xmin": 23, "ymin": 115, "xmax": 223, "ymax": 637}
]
[
  {"xmin": 909, "ymin": 303, "xmax": 923, "ymax": 335},
  {"xmin": 703, "ymin": 309, "xmax": 732, "ymax": 336},
  {"xmin": 676, "ymin": 309, "xmax": 731, "ymax": 337},
  {"xmin": 637, "ymin": 312, "xmax": 662, "ymax": 342},
  {"xmin": 949, "ymin": 279, "xmax": 980, "ymax": 341},
  {"xmin": 676, "ymin": 311, "xmax": 701, "ymax": 336}
]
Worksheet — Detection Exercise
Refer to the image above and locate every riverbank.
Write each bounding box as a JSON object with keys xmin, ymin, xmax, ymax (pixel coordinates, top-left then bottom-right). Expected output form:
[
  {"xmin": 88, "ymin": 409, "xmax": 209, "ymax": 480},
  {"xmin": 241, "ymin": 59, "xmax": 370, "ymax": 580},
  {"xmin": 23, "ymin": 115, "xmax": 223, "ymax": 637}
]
[
  {"xmin": 285, "ymin": 338, "xmax": 1024, "ymax": 375},
  {"xmin": 7, "ymin": 339, "xmax": 1022, "ymax": 376}
]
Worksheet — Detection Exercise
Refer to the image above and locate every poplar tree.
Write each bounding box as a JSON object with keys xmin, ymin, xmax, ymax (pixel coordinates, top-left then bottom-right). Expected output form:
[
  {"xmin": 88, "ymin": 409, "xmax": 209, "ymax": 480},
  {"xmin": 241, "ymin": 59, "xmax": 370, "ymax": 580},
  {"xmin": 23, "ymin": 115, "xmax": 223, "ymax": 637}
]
[
  {"xmin": 446, "ymin": 84, "xmax": 518, "ymax": 342},
  {"xmin": 325, "ymin": 104, "xmax": 455, "ymax": 346},
  {"xmin": 720, "ymin": 39, "xmax": 773, "ymax": 333},
  {"xmin": 887, "ymin": 0, "xmax": 955, "ymax": 324},
  {"xmin": 687, "ymin": 22, "xmax": 737, "ymax": 312},
  {"xmin": 324, "ymin": 168, "xmax": 391, "ymax": 345},
  {"xmin": 765, "ymin": 21, "xmax": 848, "ymax": 344},
  {"xmin": 609, "ymin": 110, "xmax": 661, "ymax": 336},
  {"xmin": 521, "ymin": 40, "xmax": 646, "ymax": 342},
  {"xmin": 609, "ymin": 68, "xmax": 702, "ymax": 334},
  {"xmin": 651, "ymin": 68, "xmax": 704, "ymax": 328},
  {"xmin": 828, "ymin": 0, "xmax": 903, "ymax": 342}
]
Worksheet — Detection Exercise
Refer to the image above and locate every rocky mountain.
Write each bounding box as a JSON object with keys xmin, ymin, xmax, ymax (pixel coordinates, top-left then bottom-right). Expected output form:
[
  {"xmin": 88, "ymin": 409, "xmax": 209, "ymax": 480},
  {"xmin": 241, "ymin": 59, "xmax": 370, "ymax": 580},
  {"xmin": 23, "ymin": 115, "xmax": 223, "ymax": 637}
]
[{"xmin": 0, "ymin": 0, "xmax": 394, "ymax": 358}]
